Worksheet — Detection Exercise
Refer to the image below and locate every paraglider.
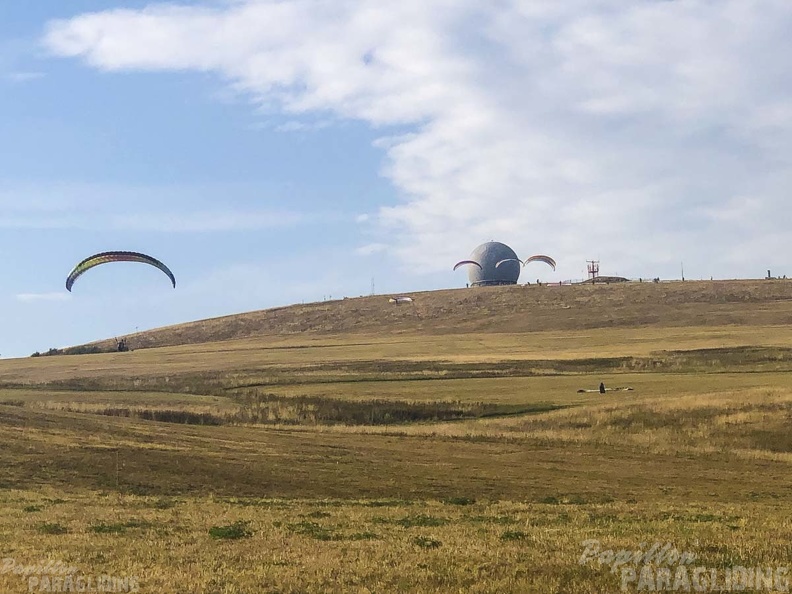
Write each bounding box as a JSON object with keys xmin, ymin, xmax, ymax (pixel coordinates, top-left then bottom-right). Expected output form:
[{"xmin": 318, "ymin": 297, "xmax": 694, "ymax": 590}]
[
  {"xmin": 453, "ymin": 260, "xmax": 483, "ymax": 271},
  {"xmin": 66, "ymin": 251, "xmax": 176, "ymax": 292},
  {"xmin": 454, "ymin": 243, "xmax": 557, "ymax": 286},
  {"xmin": 523, "ymin": 255, "xmax": 556, "ymax": 271},
  {"xmin": 577, "ymin": 385, "xmax": 634, "ymax": 393}
]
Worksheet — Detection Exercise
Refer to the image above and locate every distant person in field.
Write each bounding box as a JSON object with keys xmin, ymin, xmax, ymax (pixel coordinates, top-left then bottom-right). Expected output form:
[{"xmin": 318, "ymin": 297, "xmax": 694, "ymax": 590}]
[{"xmin": 599, "ymin": 382, "xmax": 606, "ymax": 394}]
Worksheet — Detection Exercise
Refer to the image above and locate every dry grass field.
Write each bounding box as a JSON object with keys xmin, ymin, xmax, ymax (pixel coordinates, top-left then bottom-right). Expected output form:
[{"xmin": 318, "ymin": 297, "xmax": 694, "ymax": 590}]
[{"xmin": 1, "ymin": 280, "xmax": 791, "ymax": 593}]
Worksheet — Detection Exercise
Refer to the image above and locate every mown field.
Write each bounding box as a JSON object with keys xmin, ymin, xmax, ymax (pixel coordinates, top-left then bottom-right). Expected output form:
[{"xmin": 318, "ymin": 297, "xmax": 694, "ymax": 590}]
[{"xmin": 1, "ymin": 280, "xmax": 791, "ymax": 593}]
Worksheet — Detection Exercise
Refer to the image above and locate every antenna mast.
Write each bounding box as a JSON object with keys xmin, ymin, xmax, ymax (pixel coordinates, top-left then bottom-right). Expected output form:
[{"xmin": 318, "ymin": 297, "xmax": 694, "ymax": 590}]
[{"xmin": 586, "ymin": 260, "xmax": 600, "ymax": 282}]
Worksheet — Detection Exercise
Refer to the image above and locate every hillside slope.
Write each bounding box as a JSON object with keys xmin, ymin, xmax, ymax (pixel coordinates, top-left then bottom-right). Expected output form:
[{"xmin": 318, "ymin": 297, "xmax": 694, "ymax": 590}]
[{"xmin": 71, "ymin": 279, "xmax": 792, "ymax": 352}]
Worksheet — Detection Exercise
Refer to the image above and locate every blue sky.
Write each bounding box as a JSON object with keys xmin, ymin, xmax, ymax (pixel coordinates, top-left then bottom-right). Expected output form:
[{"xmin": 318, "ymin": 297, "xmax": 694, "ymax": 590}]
[{"xmin": 2, "ymin": 1, "xmax": 791, "ymax": 358}]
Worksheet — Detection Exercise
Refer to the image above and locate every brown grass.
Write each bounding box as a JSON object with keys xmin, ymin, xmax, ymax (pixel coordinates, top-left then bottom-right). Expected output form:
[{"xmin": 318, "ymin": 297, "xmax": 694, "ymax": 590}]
[
  {"xmin": 2, "ymin": 491, "xmax": 790, "ymax": 594},
  {"xmin": 22, "ymin": 278, "xmax": 792, "ymax": 354},
  {"xmin": 1, "ymin": 279, "xmax": 792, "ymax": 592}
]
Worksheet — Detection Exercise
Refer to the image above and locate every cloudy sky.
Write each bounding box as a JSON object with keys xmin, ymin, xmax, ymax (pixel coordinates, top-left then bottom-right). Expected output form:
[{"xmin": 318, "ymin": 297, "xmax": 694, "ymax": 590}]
[{"xmin": 1, "ymin": 0, "xmax": 790, "ymax": 357}]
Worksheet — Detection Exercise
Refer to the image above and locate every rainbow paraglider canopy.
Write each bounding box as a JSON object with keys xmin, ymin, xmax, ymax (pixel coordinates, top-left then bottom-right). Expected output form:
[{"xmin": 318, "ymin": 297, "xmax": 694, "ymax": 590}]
[{"xmin": 66, "ymin": 251, "xmax": 176, "ymax": 292}]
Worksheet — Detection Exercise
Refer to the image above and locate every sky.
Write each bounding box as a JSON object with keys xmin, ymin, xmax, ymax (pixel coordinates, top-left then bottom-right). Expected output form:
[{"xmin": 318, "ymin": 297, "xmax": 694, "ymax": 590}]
[{"xmin": 1, "ymin": 1, "xmax": 791, "ymax": 358}]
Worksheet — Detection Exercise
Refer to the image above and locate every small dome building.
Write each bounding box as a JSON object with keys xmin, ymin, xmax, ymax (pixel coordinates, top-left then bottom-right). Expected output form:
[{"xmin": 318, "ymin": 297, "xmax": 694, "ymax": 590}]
[{"xmin": 466, "ymin": 241, "xmax": 521, "ymax": 286}]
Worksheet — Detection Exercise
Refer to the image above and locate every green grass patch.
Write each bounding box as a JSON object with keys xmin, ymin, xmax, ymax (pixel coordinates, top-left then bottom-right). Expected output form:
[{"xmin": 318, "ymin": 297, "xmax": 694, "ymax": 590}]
[
  {"xmin": 412, "ymin": 536, "xmax": 442, "ymax": 549},
  {"xmin": 37, "ymin": 522, "xmax": 68, "ymax": 535},
  {"xmin": 208, "ymin": 521, "xmax": 253, "ymax": 540},
  {"xmin": 363, "ymin": 500, "xmax": 414, "ymax": 508},
  {"xmin": 89, "ymin": 519, "xmax": 150, "ymax": 534},
  {"xmin": 286, "ymin": 521, "xmax": 340, "ymax": 541},
  {"xmin": 348, "ymin": 531, "xmax": 380, "ymax": 541},
  {"xmin": 442, "ymin": 496, "xmax": 476, "ymax": 506},
  {"xmin": 501, "ymin": 530, "xmax": 529, "ymax": 541},
  {"xmin": 395, "ymin": 515, "xmax": 449, "ymax": 528}
]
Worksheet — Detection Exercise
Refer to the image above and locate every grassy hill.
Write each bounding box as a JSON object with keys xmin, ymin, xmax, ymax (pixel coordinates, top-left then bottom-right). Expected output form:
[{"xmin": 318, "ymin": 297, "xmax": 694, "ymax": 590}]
[
  {"xmin": 60, "ymin": 278, "xmax": 792, "ymax": 352},
  {"xmin": 1, "ymin": 279, "xmax": 792, "ymax": 593}
]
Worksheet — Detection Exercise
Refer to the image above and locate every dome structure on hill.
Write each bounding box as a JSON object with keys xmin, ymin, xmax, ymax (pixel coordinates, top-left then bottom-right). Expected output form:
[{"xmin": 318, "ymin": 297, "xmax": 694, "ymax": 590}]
[{"xmin": 466, "ymin": 241, "xmax": 521, "ymax": 286}]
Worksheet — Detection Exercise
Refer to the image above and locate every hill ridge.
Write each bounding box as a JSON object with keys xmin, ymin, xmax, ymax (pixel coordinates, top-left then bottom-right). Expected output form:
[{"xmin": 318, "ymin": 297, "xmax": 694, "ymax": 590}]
[{"xmin": 66, "ymin": 279, "xmax": 792, "ymax": 353}]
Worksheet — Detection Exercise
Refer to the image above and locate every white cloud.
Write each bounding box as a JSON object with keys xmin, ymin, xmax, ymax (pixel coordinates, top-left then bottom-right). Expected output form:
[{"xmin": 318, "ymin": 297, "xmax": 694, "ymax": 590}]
[
  {"xmin": 0, "ymin": 209, "xmax": 306, "ymax": 231},
  {"xmin": 356, "ymin": 242, "xmax": 387, "ymax": 255},
  {"xmin": 106, "ymin": 210, "xmax": 305, "ymax": 232},
  {"xmin": 43, "ymin": 0, "xmax": 792, "ymax": 279},
  {"xmin": 4, "ymin": 71, "xmax": 45, "ymax": 83},
  {"xmin": 16, "ymin": 292, "xmax": 71, "ymax": 302},
  {"xmin": 0, "ymin": 181, "xmax": 323, "ymax": 231},
  {"xmin": 274, "ymin": 119, "xmax": 334, "ymax": 133}
]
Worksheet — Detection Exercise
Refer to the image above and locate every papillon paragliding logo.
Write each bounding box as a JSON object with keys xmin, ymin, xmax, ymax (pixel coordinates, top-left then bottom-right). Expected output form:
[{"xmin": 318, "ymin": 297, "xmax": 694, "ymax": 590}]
[{"xmin": 1, "ymin": 558, "xmax": 140, "ymax": 593}]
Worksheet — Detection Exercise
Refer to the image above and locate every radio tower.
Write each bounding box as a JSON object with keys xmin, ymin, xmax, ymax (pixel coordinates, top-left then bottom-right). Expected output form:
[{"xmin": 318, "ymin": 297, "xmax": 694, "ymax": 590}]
[{"xmin": 586, "ymin": 260, "xmax": 600, "ymax": 282}]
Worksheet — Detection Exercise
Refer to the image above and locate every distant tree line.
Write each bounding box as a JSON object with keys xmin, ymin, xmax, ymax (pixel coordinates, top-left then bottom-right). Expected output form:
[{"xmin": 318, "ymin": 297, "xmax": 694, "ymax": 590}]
[{"xmin": 30, "ymin": 345, "xmax": 104, "ymax": 357}]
